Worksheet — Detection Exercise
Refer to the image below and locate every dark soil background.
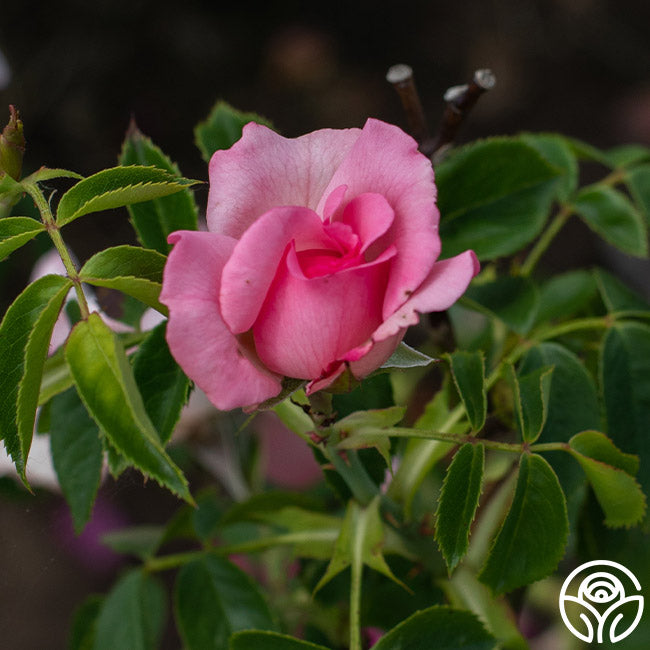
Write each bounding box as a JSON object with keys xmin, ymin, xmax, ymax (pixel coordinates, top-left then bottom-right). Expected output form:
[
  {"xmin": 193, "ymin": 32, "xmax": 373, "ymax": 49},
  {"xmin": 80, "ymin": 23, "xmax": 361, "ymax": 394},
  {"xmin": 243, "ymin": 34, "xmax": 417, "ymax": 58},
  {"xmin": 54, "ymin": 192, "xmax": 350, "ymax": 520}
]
[{"xmin": 1, "ymin": 1, "xmax": 649, "ymax": 648}]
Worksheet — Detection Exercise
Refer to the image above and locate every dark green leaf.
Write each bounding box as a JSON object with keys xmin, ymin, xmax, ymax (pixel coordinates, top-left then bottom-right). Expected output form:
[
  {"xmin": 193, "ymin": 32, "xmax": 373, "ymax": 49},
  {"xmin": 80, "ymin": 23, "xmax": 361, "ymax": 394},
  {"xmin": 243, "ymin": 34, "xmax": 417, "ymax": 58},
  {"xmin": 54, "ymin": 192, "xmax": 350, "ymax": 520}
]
[
  {"xmin": 563, "ymin": 137, "xmax": 611, "ymax": 165},
  {"xmin": 79, "ymin": 245, "xmax": 167, "ymax": 315},
  {"xmin": 372, "ymin": 606, "xmax": 496, "ymax": 650},
  {"xmin": 535, "ymin": 270, "xmax": 598, "ymax": 324},
  {"xmin": 120, "ymin": 124, "xmax": 198, "ymax": 253},
  {"xmin": 600, "ymin": 323, "xmax": 650, "ymax": 499},
  {"xmin": 68, "ymin": 594, "xmax": 103, "ymax": 650},
  {"xmin": 132, "ymin": 321, "xmax": 189, "ymax": 444},
  {"xmin": 625, "ymin": 164, "xmax": 650, "ymax": 225},
  {"xmin": 0, "ymin": 274, "xmax": 72, "ymax": 479},
  {"xmin": 509, "ymin": 365, "xmax": 554, "ymax": 443},
  {"xmin": 478, "ymin": 454, "xmax": 568, "ymax": 594},
  {"xmin": 229, "ymin": 631, "xmax": 330, "ymax": 650},
  {"xmin": 464, "ymin": 275, "xmax": 539, "ymax": 335},
  {"xmin": 593, "ymin": 267, "xmax": 650, "ymax": 313},
  {"xmin": 195, "ymin": 101, "xmax": 273, "ymax": 162},
  {"xmin": 94, "ymin": 570, "xmax": 166, "ymax": 650},
  {"xmin": 381, "ymin": 342, "xmax": 436, "ymax": 369},
  {"xmin": 56, "ymin": 165, "xmax": 199, "ymax": 226},
  {"xmin": 174, "ymin": 555, "xmax": 276, "ymax": 650},
  {"xmin": 446, "ymin": 350, "xmax": 486, "ymax": 432},
  {"xmin": 437, "ymin": 137, "xmax": 561, "ymax": 260},
  {"xmin": 64, "ymin": 313, "xmax": 191, "ymax": 502},
  {"xmin": 568, "ymin": 430, "xmax": 646, "ymax": 527},
  {"xmin": 101, "ymin": 525, "xmax": 166, "ymax": 559},
  {"xmin": 571, "ymin": 186, "xmax": 648, "ymax": 257},
  {"xmin": 0, "ymin": 216, "xmax": 45, "ymax": 261},
  {"xmin": 607, "ymin": 144, "xmax": 650, "ymax": 169},
  {"xmin": 521, "ymin": 132, "xmax": 578, "ymax": 201},
  {"xmin": 435, "ymin": 443, "xmax": 485, "ymax": 572},
  {"xmin": 50, "ymin": 387, "xmax": 103, "ymax": 533}
]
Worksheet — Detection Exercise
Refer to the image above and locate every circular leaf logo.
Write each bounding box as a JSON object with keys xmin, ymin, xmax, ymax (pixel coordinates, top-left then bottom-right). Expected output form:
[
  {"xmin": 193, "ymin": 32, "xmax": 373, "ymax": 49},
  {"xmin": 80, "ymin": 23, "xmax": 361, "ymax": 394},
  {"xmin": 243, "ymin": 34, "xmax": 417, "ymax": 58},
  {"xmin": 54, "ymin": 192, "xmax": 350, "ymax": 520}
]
[{"xmin": 559, "ymin": 560, "xmax": 644, "ymax": 644}]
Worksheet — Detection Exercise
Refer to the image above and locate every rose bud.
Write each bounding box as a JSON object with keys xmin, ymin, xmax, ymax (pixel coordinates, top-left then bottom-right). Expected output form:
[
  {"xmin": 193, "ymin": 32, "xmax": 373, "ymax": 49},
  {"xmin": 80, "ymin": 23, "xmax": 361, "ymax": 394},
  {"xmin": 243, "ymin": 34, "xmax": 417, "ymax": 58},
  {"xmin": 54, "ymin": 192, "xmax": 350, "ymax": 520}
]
[
  {"xmin": 160, "ymin": 119, "xmax": 479, "ymax": 411},
  {"xmin": 0, "ymin": 105, "xmax": 25, "ymax": 180}
]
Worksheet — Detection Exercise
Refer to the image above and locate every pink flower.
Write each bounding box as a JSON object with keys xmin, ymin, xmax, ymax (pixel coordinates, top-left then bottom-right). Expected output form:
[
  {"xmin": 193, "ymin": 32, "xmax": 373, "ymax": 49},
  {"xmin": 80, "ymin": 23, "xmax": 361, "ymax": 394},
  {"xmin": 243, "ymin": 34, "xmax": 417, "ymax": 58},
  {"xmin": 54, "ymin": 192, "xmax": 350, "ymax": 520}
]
[{"xmin": 160, "ymin": 119, "xmax": 479, "ymax": 411}]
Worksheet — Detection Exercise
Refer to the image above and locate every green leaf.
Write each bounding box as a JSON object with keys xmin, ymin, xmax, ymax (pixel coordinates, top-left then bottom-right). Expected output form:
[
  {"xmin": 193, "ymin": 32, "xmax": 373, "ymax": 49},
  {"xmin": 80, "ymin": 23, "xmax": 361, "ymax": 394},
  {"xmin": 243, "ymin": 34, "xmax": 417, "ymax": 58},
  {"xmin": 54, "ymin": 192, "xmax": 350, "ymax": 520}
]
[
  {"xmin": 94, "ymin": 570, "xmax": 166, "ymax": 650},
  {"xmin": 131, "ymin": 321, "xmax": 190, "ymax": 444},
  {"xmin": 435, "ymin": 442, "xmax": 485, "ymax": 572},
  {"xmin": 464, "ymin": 275, "xmax": 539, "ymax": 335},
  {"xmin": 535, "ymin": 269, "xmax": 598, "ymax": 324},
  {"xmin": 101, "ymin": 525, "xmax": 166, "ymax": 559},
  {"xmin": 372, "ymin": 606, "xmax": 496, "ymax": 650},
  {"xmin": 0, "ymin": 274, "xmax": 72, "ymax": 480},
  {"xmin": 39, "ymin": 344, "xmax": 74, "ymax": 406},
  {"xmin": 23, "ymin": 167, "xmax": 83, "ymax": 184},
  {"xmin": 49, "ymin": 387, "xmax": 103, "ymax": 533},
  {"xmin": 437, "ymin": 137, "xmax": 561, "ymax": 260},
  {"xmin": 478, "ymin": 454, "xmax": 568, "ymax": 594},
  {"xmin": 593, "ymin": 267, "xmax": 650, "ymax": 313},
  {"xmin": 195, "ymin": 101, "xmax": 273, "ymax": 162},
  {"xmin": 521, "ymin": 132, "xmax": 578, "ymax": 201},
  {"xmin": 55, "ymin": 165, "xmax": 199, "ymax": 226},
  {"xmin": 445, "ymin": 350, "xmax": 486, "ymax": 432},
  {"xmin": 568, "ymin": 431, "xmax": 646, "ymax": 527},
  {"xmin": 120, "ymin": 124, "xmax": 199, "ymax": 253},
  {"xmin": 68, "ymin": 594, "xmax": 103, "ymax": 650},
  {"xmin": 563, "ymin": 137, "xmax": 611, "ymax": 165},
  {"xmin": 380, "ymin": 342, "xmax": 436, "ymax": 369},
  {"xmin": 79, "ymin": 245, "xmax": 168, "ymax": 314},
  {"xmin": 571, "ymin": 186, "xmax": 648, "ymax": 257},
  {"xmin": 607, "ymin": 144, "xmax": 650, "ymax": 169},
  {"xmin": 64, "ymin": 313, "xmax": 191, "ymax": 502},
  {"xmin": 229, "ymin": 631, "xmax": 330, "ymax": 650},
  {"xmin": 174, "ymin": 555, "xmax": 277, "ymax": 650},
  {"xmin": 0, "ymin": 216, "xmax": 45, "ymax": 261},
  {"xmin": 314, "ymin": 497, "xmax": 407, "ymax": 594},
  {"xmin": 600, "ymin": 322, "xmax": 650, "ymax": 500},
  {"xmin": 625, "ymin": 164, "xmax": 650, "ymax": 225},
  {"xmin": 509, "ymin": 364, "xmax": 554, "ymax": 443}
]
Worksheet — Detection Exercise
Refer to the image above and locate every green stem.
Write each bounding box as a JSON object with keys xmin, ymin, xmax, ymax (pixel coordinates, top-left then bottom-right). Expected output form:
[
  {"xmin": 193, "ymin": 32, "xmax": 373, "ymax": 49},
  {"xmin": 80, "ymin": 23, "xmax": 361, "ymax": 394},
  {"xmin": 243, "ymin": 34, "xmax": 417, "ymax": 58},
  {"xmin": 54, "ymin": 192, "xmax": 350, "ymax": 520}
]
[
  {"xmin": 24, "ymin": 182, "xmax": 90, "ymax": 319},
  {"xmin": 324, "ymin": 444, "xmax": 379, "ymax": 506},
  {"xmin": 349, "ymin": 552, "xmax": 363, "ymax": 650},
  {"xmin": 520, "ymin": 204, "xmax": 572, "ymax": 277}
]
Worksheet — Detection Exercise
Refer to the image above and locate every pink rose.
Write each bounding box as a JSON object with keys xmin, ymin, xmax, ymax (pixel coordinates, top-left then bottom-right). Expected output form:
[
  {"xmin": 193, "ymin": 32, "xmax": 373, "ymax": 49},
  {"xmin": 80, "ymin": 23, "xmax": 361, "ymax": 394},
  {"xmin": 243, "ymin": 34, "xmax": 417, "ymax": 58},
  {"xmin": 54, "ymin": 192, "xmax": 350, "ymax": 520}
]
[{"xmin": 160, "ymin": 119, "xmax": 479, "ymax": 410}]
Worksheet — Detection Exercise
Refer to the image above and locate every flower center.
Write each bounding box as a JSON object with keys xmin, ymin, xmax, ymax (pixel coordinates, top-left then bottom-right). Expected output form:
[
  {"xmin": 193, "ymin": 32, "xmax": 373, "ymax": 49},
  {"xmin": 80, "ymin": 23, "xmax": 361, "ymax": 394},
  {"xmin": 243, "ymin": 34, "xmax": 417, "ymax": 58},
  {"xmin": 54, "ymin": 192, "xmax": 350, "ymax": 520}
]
[{"xmin": 295, "ymin": 222, "xmax": 363, "ymax": 278}]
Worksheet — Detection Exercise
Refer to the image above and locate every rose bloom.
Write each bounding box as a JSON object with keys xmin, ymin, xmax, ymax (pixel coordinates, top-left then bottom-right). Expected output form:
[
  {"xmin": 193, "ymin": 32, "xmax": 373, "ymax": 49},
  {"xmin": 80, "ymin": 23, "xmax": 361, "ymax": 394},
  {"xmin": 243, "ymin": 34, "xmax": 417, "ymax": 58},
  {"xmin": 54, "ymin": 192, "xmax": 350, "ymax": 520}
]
[{"xmin": 160, "ymin": 119, "xmax": 479, "ymax": 410}]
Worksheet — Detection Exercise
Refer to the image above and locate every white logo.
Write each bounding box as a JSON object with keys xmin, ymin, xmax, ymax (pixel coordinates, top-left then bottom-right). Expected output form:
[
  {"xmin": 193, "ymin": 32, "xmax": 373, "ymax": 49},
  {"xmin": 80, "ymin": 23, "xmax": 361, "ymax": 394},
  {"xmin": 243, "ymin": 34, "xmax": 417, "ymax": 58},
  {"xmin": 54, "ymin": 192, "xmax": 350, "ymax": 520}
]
[{"xmin": 559, "ymin": 560, "xmax": 644, "ymax": 644}]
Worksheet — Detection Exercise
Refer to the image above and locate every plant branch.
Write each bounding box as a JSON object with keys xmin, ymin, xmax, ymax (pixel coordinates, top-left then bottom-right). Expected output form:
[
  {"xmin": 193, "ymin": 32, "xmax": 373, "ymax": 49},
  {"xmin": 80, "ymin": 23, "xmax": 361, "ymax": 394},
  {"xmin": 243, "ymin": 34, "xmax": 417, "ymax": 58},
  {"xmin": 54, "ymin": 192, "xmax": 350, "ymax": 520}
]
[{"xmin": 386, "ymin": 64, "xmax": 430, "ymax": 146}]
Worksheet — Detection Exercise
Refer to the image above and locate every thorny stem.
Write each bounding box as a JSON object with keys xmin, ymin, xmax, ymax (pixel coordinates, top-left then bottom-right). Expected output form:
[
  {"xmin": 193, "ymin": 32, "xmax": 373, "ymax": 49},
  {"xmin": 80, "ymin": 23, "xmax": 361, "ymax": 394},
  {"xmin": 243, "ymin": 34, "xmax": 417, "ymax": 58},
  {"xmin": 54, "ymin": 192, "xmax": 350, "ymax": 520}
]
[{"xmin": 24, "ymin": 182, "xmax": 90, "ymax": 319}]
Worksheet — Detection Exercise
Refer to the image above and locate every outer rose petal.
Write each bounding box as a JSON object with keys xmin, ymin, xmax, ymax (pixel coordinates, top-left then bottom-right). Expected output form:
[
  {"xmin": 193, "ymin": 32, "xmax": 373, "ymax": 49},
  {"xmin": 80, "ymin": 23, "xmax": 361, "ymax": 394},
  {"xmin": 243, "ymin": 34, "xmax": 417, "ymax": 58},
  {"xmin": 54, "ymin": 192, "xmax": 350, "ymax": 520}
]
[
  {"xmin": 318, "ymin": 118, "xmax": 441, "ymax": 318},
  {"xmin": 160, "ymin": 230, "xmax": 282, "ymax": 411},
  {"xmin": 207, "ymin": 123, "xmax": 361, "ymax": 238}
]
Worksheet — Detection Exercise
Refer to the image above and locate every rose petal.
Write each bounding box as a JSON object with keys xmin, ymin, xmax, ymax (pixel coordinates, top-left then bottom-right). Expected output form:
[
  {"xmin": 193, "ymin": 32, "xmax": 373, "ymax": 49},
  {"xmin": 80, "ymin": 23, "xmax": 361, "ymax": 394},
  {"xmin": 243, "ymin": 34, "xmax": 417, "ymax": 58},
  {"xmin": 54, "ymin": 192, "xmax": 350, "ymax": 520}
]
[
  {"xmin": 207, "ymin": 123, "xmax": 361, "ymax": 238},
  {"xmin": 318, "ymin": 118, "xmax": 440, "ymax": 318},
  {"xmin": 339, "ymin": 193, "xmax": 395, "ymax": 254},
  {"xmin": 372, "ymin": 249, "xmax": 480, "ymax": 342},
  {"xmin": 160, "ymin": 230, "xmax": 282, "ymax": 411}
]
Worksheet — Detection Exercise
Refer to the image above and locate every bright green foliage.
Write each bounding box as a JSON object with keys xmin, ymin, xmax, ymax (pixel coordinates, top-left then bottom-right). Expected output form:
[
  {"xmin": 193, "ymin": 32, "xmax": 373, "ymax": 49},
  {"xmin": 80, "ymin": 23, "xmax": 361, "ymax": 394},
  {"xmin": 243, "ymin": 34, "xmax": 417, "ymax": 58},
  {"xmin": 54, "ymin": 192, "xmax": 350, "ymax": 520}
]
[
  {"xmin": 0, "ymin": 216, "xmax": 45, "ymax": 261},
  {"xmin": 55, "ymin": 165, "xmax": 199, "ymax": 226},
  {"xmin": 23, "ymin": 167, "xmax": 83, "ymax": 183},
  {"xmin": 446, "ymin": 350, "xmax": 486, "ymax": 432},
  {"xmin": 93, "ymin": 570, "xmax": 167, "ymax": 650},
  {"xmin": 568, "ymin": 431, "xmax": 646, "ymax": 527},
  {"xmin": 132, "ymin": 321, "xmax": 190, "ymax": 444},
  {"xmin": 465, "ymin": 276, "xmax": 539, "ymax": 335},
  {"xmin": 64, "ymin": 313, "xmax": 191, "ymax": 502},
  {"xmin": 601, "ymin": 323, "xmax": 650, "ymax": 499},
  {"xmin": 0, "ymin": 274, "xmax": 71, "ymax": 479},
  {"xmin": 79, "ymin": 245, "xmax": 167, "ymax": 314},
  {"xmin": 120, "ymin": 124, "xmax": 199, "ymax": 253},
  {"xmin": 229, "ymin": 631, "xmax": 330, "ymax": 650},
  {"xmin": 509, "ymin": 364, "xmax": 553, "ymax": 443},
  {"xmin": 571, "ymin": 186, "xmax": 648, "ymax": 257},
  {"xmin": 435, "ymin": 442, "xmax": 485, "ymax": 572},
  {"xmin": 49, "ymin": 387, "xmax": 103, "ymax": 533},
  {"xmin": 436, "ymin": 137, "xmax": 561, "ymax": 259},
  {"xmin": 174, "ymin": 556, "xmax": 277, "ymax": 650},
  {"xmin": 195, "ymin": 100, "xmax": 273, "ymax": 162},
  {"xmin": 479, "ymin": 454, "xmax": 568, "ymax": 594},
  {"xmin": 372, "ymin": 606, "xmax": 496, "ymax": 650}
]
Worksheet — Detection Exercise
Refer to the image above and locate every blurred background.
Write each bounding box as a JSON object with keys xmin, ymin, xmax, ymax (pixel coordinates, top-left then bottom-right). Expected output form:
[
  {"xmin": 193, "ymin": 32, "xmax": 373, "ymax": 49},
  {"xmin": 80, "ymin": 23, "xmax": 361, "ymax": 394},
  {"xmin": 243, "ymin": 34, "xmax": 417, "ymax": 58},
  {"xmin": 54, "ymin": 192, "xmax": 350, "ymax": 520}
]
[{"xmin": 0, "ymin": 1, "xmax": 649, "ymax": 647}]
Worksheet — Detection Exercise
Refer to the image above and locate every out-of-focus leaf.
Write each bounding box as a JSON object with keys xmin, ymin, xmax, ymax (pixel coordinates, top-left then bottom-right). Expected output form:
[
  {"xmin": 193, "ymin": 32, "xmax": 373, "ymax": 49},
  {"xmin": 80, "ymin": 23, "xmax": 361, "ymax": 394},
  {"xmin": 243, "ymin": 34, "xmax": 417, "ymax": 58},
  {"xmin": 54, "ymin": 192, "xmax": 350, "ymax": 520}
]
[
  {"xmin": 435, "ymin": 442, "xmax": 485, "ymax": 572},
  {"xmin": 607, "ymin": 145, "xmax": 650, "ymax": 169},
  {"xmin": 535, "ymin": 270, "xmax": 598, "ymax": 324},
  {"xmin": 68, "ymin": 594, "xmax": 103, "ymax": 650},
  {"xmin": 593, "ymin": 267, "xmax": 650, "ymax": 313},
  {"xmin": 101, "ymin": 525, "xmax": 166, "ymax": 560},
  {"xmin": 625, "ymin": 164, "xmax": 650, "ymax": 225},
  {"xmin": 0, "ymin": 216, "xmax": 45, "ymax": 261},
  {"xmin": 229, "ymin": 631, "xmax": 330, "ymax": 650},
  {"xmin": 0, "ymin": 274, "xmax": 72, "ymax": 480},
  {"xmin": 478, "ymin": 454, "xmax": 568, "ymax": 594},
  {"xmin": 119, "ymin": 124, "xmax": 199, "ymax": 253}
]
